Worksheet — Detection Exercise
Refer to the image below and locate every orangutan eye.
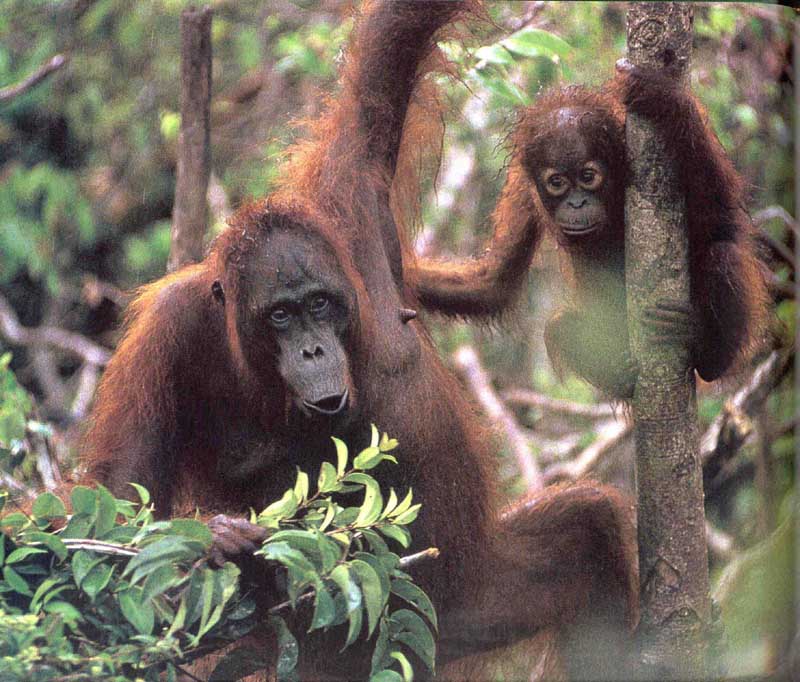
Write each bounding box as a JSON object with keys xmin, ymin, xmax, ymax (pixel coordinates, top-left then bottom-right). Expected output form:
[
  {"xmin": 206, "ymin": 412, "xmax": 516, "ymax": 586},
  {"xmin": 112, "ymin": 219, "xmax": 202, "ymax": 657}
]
[
  {"xmin": 578, "ymin": 162, "xmax": 604, "ymax": 191},
  {"xmin": 270, "ymin": 307, "xmax": 290, "ymax": 326},
  {"xmin": 543, "ymin": 169, "xmax": 570, "ymax": 197},
  {"xmin": 310, "ymin": 295, "xmax": 330, "ymax": 314}
]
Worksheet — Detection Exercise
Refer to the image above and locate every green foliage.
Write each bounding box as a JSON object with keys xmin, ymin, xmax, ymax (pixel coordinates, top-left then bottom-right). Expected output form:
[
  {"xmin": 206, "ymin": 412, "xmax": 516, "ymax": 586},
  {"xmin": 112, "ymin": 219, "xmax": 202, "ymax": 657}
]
[
  {"xmin": 0, "ymin": 164, "xmax": 95, "ymax": 293},
  {"xmin": 0, "ymin": 354, "xmax": 41, "ymax": 477},
  {"xmin": 0, "ymin": 429, "xmax": 437, "ymax": 682},
  {"xmin": 251, "ymin": 425, "xmax": 434, "ymax": 682}
]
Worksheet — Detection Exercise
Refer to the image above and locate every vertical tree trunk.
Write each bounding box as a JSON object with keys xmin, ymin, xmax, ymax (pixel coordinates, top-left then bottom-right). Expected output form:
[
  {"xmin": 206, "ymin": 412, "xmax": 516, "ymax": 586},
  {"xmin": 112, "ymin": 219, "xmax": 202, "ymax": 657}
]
[
  {"xmin": 624, "ymin": 4, "xmax": 711, "ymax": 679},
  {"xmin": 168, "ymin": 6, "xmax": 213, "ymax": 273}
]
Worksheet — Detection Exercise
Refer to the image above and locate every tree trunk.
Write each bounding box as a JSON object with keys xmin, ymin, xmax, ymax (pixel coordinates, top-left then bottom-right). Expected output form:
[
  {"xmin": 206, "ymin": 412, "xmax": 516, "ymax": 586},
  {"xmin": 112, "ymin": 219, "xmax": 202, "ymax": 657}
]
[
  {"xmin": 624, "ymin": 4, "xmax": 711, "ymax": 679},
  {"xmin": 168, "ymin": 6, "xmax": 213, "ymax": 273}
]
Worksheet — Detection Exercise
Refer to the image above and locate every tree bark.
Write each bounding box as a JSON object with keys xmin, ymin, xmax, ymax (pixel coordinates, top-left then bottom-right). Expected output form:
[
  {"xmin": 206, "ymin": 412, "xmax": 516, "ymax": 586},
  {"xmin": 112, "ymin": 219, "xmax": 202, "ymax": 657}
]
[
  {"xmin": 624, "ymin": 4, "xmax": 711, "ymax": 679},
  {"xmin": 168, "ymin": 6, "xmax": 213, "ymax": 273}
]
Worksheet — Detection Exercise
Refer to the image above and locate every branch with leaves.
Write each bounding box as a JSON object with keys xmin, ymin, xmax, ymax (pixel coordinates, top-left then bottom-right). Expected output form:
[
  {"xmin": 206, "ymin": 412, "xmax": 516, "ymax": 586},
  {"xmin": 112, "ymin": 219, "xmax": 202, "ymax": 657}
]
[{"xmin": 0, "ymin": 429, "xmax": 437, "ymax": 682}]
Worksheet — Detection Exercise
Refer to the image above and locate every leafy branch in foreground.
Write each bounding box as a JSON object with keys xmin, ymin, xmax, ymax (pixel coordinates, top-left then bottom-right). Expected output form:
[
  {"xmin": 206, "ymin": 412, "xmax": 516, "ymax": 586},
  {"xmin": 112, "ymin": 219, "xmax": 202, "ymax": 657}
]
[{"xmin": 0, "ymin": 427, "xmax": 437, "ymax": 682}]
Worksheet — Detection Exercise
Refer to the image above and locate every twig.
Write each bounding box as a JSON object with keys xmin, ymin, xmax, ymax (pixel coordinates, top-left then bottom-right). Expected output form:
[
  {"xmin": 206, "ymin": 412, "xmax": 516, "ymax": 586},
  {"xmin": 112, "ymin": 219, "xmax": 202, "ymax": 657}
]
[
  {"xmin": 71, "ymin": 363, "xmax": 101, "ymax": 420},
  {"xmin": 59, "ymin": 539, "xmax": 139, "ymax": 557},
  {"xmin": 398, "ymin": 546, "xmax": 440, "ymax": 569},
  {"xmin": 208, "ymin": 171, "xmax": 232, "ymax": 230},
  {"xmin": 168, "ymin": 6, "xmax": 213, "ymax": 272},
  {"xmin": 268, "ymin": 546, "xmax": 440, "ymax": 615},
  {"xmin": 0, "ymin": 54, "xmax": 68, "ymax": 103},
  {"xmin": 0, "ymin": 292, "xmax": 111, "ymax": 365},
  {"xmin": 753, "ymin": 206, "xmax": 800, "ymax": 243},
  {"xmin": 501, "ymin": 388, "xmax": 616, "ymax": 419},
  {"xmin": 705, "ymin": 521, "xmax": 735, "ymax": 562},
  {"xmin": 543, "ymin": 417, "xmax": 632, "ymax": 483},
  {"xmin": 0, "ymin": 471, "xmax": 35, "ymax": 499},
  {"xmin": 700, "ymin": 350, "xmax": 793, "ymax": 467},
  {"xmin": 453, "ymin": 345, "xmax": 544, "ymax": 491}
]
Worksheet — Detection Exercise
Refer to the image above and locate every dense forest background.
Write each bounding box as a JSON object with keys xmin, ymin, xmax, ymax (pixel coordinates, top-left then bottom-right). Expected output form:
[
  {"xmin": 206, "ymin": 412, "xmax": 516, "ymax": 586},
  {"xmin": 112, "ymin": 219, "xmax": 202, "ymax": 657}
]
[{"xmin": 0, "ymin": 2, "xmax": 795, "ymax": 677}]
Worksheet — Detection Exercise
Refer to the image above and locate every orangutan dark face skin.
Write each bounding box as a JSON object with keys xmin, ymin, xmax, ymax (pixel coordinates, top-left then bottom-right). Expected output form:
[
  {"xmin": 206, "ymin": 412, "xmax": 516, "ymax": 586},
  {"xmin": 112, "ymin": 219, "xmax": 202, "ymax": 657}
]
[
  {"xmin": 528, "ymin": 113, "xmax": 616, "ymax": 243},
  {"xmin": 220, "ymin": 226, "xmax": 357, "ymax": 420}
]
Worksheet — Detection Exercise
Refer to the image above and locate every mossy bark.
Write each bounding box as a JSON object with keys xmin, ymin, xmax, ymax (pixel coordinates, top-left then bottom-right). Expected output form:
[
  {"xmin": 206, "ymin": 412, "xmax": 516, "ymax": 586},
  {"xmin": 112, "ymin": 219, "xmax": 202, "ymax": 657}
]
[{"xmin": 625, "ymin": 4, "xmax": 711, "ymax": 679}]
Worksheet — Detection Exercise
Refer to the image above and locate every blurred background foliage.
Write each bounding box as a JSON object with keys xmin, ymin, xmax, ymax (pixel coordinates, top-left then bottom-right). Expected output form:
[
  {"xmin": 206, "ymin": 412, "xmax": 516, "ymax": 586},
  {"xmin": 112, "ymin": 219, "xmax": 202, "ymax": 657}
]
[{"xmin": 0, "ymin": 1, "xmax": 795, "ymax": 678}]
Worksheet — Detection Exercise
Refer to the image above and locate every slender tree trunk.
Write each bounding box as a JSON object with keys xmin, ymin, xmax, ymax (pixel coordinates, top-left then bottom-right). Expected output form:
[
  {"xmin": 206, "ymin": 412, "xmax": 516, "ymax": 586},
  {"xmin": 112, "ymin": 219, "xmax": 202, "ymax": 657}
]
[
  {"xmin": 168, "ymin": 6, "xmax": 213, "ymax": 273},
  {"xmin": 624, "ymin": 4, "xmax": 711, "ymax": 679}
]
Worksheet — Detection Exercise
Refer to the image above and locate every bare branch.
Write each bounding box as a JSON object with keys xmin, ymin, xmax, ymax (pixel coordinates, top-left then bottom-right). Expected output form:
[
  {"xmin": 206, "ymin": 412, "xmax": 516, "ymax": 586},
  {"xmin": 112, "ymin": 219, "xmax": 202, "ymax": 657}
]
[
  {"xmin": 0, "ymin": 293, "xmax": 111, "ymax": 366},
  {"xmin": 168, "ymin": 6, "xmax": 213, "ymax": 272},
  {"xmin": 753, "ymin": 206, "xmax": 800, "ymax": 243},
  {"xmin": 700, "ymin": 350, "xmax": 793, "ymax": 467},
  {"xmin": 705, "ymin": 521, "xmax": 735, "ymax": 562},
  {"xmin": 543, "ymin": 417, "xmax": 632, "ymax": 483},
  {"xmin": 0, "ymin": 54, "xmax": 68, "ymax": 103},
  {"xmin": 453, "ymin": 346, "xmax": 543, "ymax": 491},
  {"xmin": 501, "ymin": 388, "xmax": 616, "ymax": 419}
]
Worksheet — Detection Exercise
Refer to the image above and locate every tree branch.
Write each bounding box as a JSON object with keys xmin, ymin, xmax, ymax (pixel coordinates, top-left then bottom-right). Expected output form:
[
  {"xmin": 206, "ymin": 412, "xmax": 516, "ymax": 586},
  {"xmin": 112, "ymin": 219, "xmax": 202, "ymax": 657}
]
[
  {"xmin": 700, "ymin": 350, "xmax": 793, "ymax": 467},
  {"xmin": 453, "ymin": 346, "xmax": 544, "ymax": 491},
  {"xmin": 168, "ymin": 6, "xmax": 213, "ymax": 273},
  {"xmin": 0, "ymin": 54, "xmax": 68, "ymax": 103},
  {"xmin": 0, "ymin": 293, "xmax": 111, "ymax": 366},
  {"xmin": 501, "ymin": 388, "xmax": 616, "ymax": 419}
]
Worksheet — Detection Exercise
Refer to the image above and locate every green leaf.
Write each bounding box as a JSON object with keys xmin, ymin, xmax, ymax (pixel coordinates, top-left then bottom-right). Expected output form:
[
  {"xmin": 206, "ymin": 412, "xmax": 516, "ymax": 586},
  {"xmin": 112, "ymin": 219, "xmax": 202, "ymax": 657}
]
[
  {"xmin": 197, "ymin": 568, "xmax": 215, "ymax": 640},
  {"xmin": 390, "ymin": 651, "xmax": 414, "ymax": 682},
  {"xmin": 141, "ymin": 564, "xmax": 182, "ymax": 602},
  {"xmin": 22, "ymin": 531, "xmax": 68, "ymax": 561},
  {"xmin": 0, "ymin": 512, "xmax": 30, "ymax": 530},
  {"xmin": 371, "ymin": 617, "xmax": 391, "ymax": 676},
  {"xmin": 94, "ymin": 485, "xmax": 118, "ymax": 538},
  {"xmin": 353, "ymin": 446, "xmax": 382, "ymax": 470},
  {"xmin": 72, "ymin": 550, "xmax": 103, "ymax": 588},
  {"xmin": 169, "ymin": 518, "xmax": 213, "ymax": 548},
  {"xmin": 81, "ymin": 563, "xmax": 114, "ymax": 601},
  {"xmin": 70, "ymin": 486, "xmax": 97, "ymax": 515},
  {"xmin": 392, "ymin": 504, "xmax": 421, "ymax": 527},
  {"xmin": 258, "ymin": 489, "xmax": 299, "ymax": 526},
  {"xmin": 391, "ymin": 579, "xmax": 438, "ymax": 631},
  {"xmin": 390, "ymin": 490, "xmax": 414, "ymax": 518},
  {"xmin": 332, "ymin": 437, "xmax": 348, "ymax": 476},
  {"xmin": 43, "ymin": 600, "xmax": 82, "ymax": 624},
  {"xmin": 350, "ymin": 559, "xmax": 384, "ymax": 637},
  {"xmin": 318, "ymin": 461, "xmax": 339, "ymax": 493},
  {"xmin": 369, "ymin": 423, "xmax": 380, "ymax": 448},
  {"xmin": 380, "ymin": 524, "xmax": 410, "ymax": 549},
  {"xmin": 31, "ymin": 492, "xmax": 66, "ymax": 521},
  {"xmin": 330, "ymin": 564, "xmax": 362, "ymax": 649},
  {"xmin": 379, "ymin": 433, "xmax": 399, "ymax": 453},
  {"xmin": 315, "ymin": 530, "xmax": 342, "ymax": 574},
  {"xmin": 370, "ymin": 671, "xmax": 403, "ymax": 682},
  {"xmin": 346, "ymin": 473, "xmax": 382, "ymax": 527},
  {"xmin": 269, "ymin": 615, "xmax": 299, "ymax": 681},
  {"xmin": 474, "ymin": 43, "xmax": 514, "ymax": 66},
  {"xmin": 128, "ymin": 482, "xmax": 150, "ymax": 506},
  {"xmin": 294, "ymin": 469, "xmax": 309, "ymax": 503},
  {"xmin": 30, "ymin": 575, "xmax": 63, "ymax": 612},
  {"xmin": 390, "ymin": 610, "xmax": 435, "ymax": 673},
  {"xmin": 5, "ymin": 546, "xmax": 47, "ymax": 564},
  {"xmin": 501, "ymin": 27, "xmax": 572, "ymax": 60},
  {"xmin": 122, "ymin": 537, "xmax": 204, "ymax": 583},
  {"xmin": 119, "ymin": 587, "xmax": 155, "ymax": 635},
  {"xmin": 310, "ymin": 584, "xmax": 336, "ymax": 631},
  {"xmin": 3, "ymin": 565, "xmax": 32, "ymax": 595},
  {"xmin": 353, "ymin": 552, "xmax": 390, "ymax": 606}
]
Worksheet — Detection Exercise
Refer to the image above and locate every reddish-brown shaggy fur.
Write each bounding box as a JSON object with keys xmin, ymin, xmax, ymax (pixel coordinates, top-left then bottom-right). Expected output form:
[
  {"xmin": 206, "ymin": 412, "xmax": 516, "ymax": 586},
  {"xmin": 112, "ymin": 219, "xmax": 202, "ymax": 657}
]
[
  {"xmin": 406, "ymin": 69, "xmax": 770, "ymax": 399},
  {"xmin": 79, "ymin": 2, "xmax": 637, "ymax": 679}
]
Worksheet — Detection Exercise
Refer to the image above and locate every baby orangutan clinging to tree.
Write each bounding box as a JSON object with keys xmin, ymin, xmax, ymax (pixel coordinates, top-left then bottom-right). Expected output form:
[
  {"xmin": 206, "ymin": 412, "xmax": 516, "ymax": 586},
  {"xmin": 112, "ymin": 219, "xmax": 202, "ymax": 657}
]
[{"xmin": 407, "ymin": 63, "xmax": 771, "ymax": 399}]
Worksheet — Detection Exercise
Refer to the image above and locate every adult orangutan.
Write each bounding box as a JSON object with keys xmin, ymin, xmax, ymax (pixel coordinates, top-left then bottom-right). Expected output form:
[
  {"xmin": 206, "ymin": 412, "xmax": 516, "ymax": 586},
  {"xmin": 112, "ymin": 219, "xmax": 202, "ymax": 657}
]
[
  {"xmin": 80, "ymin": 2, "xmax": 637, "ymax": 679},
  {"xmin": 406, "ymin": 63, "xmax": 770, "ymax": 399}
]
